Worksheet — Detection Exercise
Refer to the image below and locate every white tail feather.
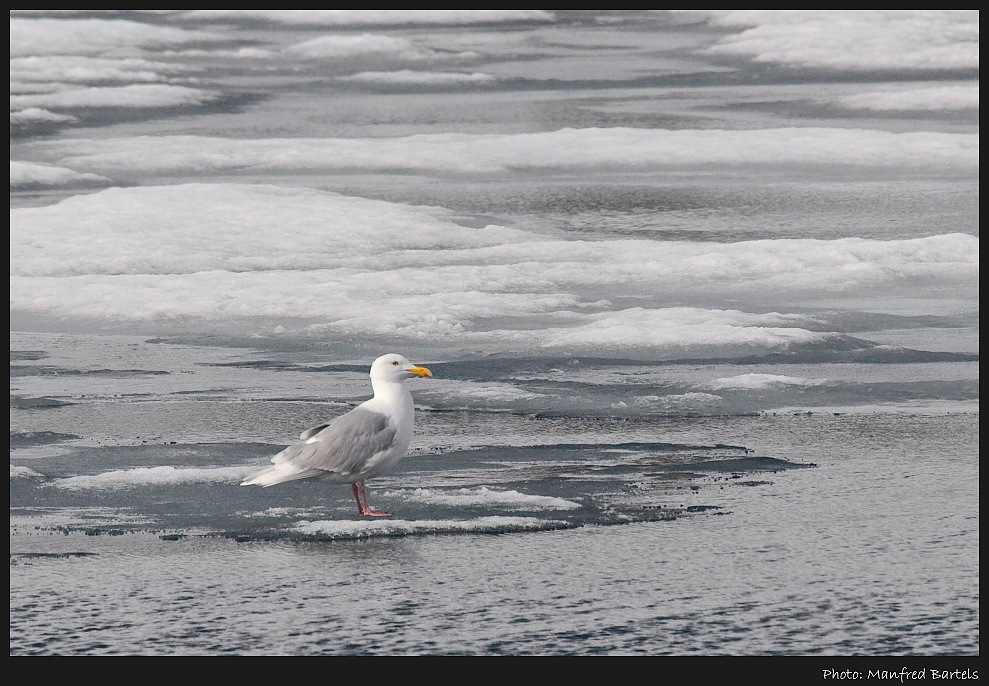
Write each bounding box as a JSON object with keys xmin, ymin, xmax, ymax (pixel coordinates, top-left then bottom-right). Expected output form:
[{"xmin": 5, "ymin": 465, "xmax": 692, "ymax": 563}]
[{"xmin": 240, "ymin": 463, "xmax": 321, "ymax": 487}]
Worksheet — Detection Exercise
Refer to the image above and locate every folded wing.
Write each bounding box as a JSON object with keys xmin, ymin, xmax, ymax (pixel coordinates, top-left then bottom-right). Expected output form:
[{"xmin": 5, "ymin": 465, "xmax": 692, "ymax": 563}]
[{"xmin": 241, "ymin": 408, "xmax": 397, "ymax": 487}]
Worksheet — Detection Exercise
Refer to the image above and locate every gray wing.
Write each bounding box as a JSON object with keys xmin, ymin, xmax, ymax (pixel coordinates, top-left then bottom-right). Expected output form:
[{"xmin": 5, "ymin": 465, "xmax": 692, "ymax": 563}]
[
  {"xmin": 274, "ymin": 408, "xmax": 397, "ymax": 477},
  {"xmin": 299, "ymin": 423, "xmax": 330, "ymax": 441}
]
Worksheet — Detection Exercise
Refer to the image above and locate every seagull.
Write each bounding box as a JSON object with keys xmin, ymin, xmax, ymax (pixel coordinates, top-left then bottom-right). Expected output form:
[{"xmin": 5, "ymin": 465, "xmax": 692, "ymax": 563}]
[{"xmin": 241, "ymin": 353, "xmax": 432, "ymax": 516}]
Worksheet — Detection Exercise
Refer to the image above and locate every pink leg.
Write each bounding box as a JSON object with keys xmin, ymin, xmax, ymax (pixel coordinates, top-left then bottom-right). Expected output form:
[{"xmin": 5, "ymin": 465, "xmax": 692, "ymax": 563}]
[{"xmin": 351, "ymin": 481, "xmax": 392, "ymax": 517}]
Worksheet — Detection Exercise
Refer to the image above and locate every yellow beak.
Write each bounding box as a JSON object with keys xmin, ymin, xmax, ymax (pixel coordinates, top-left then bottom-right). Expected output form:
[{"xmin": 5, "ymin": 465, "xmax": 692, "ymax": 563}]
[{"xmin": 407, "ymin": 365, "xmax": 432, "ymax": 378}]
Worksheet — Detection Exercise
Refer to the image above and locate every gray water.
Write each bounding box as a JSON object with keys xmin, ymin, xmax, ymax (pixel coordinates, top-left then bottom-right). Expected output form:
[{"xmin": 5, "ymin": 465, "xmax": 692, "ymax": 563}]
[
  {"xmin": 9, "ymin": 333, "xmax": 979, "ymax": 655},
  {"xmin": 10, "ymin": 405, "xmax": 979, "ymax": 655}
]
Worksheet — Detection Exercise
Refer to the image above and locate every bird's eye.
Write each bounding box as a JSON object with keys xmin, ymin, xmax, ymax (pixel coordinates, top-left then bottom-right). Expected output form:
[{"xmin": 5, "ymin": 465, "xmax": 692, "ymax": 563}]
[{"xmin": 392, "ymin": 361, "xmax": 400, "ymax": 365}]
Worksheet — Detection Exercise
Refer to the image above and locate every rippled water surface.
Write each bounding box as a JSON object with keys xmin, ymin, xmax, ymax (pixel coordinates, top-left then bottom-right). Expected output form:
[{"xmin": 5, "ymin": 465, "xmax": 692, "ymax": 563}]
[{"xmin": 10, "ymin": 410, "xmax": 979, "ymax": 655}]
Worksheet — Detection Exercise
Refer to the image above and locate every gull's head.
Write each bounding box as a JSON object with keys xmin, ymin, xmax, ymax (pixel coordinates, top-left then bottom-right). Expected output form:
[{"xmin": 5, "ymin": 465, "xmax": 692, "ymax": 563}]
[{"xmin": 370, "ymin": 353, "xmax": 432, "ymax": 384}]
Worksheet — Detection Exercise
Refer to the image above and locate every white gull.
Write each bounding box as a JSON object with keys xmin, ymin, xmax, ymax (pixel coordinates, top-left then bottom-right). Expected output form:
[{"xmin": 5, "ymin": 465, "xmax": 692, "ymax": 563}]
[{"xmin": 241, "ymin": 353, "xmax": 432, "ymax": 516}]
